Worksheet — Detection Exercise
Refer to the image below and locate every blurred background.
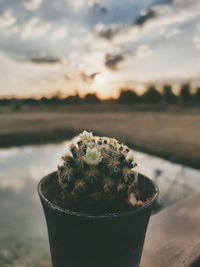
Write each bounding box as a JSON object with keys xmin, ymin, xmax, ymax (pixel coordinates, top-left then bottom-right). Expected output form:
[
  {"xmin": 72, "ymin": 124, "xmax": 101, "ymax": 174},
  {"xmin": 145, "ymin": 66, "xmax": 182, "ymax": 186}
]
[{"xmin": 0, "ymin": 0, "xmax": 200, "ymax": 266}]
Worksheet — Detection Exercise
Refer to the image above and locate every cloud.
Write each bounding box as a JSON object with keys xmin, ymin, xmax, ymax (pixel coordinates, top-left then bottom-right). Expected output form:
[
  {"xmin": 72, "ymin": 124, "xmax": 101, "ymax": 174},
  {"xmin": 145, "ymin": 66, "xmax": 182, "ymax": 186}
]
[
  {"xmin": 79, "ymin": 71, "xmax": 101, "ymax": 83},
  {"xmin": 134, "ymin": 9, "xmax": 157, "ymax": 26},
  {"xmin": 165, "ymin": 27, "xmax": 181, "ymax": 38},
  {"xmin": 1, "ymin": 0, "xmax": 200, "ymax": 98},
  {"xmin": 71, "ymin": 0, "xmax": 107, "ymax": 17},
  {"xmin": 63, "ymin": 74, "xmax": 70, "ymax": 81},
  {"xmin": 0, "ymin": 11, "xmax": 16, "ymax": 28},
  {"xmin": 23, "ymin": 0, "xmax": 43, "ymax": 11},
  {"xmin": 0, "ymin": 10, "xmax": 19, "ymax": 37},
  {"xmin": 21, "ymin": 17, "xmax": 51, "ymax": 40},
  {"xmin": 71, "ymin": 0, "xmax": 85, "ymax": 12},
  {"xmin": 193, "ymin": 35, "xmax": 200, "ymax": 50},
  {"xmin": 50, "ymin": 26, "xmax": 68, "ymax": 42},
  {"xmin": 88, "ymin": 1, "xmax": 107, "ymax": 14},
  {"xmin": 94, "ymin": 23, "xmax": 123, "ymax": 40},
  {"xmin": 145, "ymin": 4, "xmax": 200, "ymax": 30},
  {"xmin": 105, "ymin": 54, "xmax": 125, "ymax": 71},
  {"xmin": 192, "ymin": 23, "xmax": 200, "ymax": 50},
  {"xmin": 135, "ymin": 45, "xmax": 153, "ymax": 59},
  {"xmin": 29, "ymin": 55, "xmax": 61, "ymax": 64}
]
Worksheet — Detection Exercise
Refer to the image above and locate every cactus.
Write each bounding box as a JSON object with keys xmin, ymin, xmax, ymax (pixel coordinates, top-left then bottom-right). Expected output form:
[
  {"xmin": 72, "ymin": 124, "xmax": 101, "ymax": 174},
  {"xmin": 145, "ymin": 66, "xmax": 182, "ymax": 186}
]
[{"xmin": 55, "ymin": 131, "xmax": 140, "ymax": 213}]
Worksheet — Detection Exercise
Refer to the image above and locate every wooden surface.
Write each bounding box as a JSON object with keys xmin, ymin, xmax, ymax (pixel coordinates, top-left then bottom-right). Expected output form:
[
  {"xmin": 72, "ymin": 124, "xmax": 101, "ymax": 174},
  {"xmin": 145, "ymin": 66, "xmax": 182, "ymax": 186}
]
[
  {"xmin": 141, "ymin": 193, "xmax": 200, "ymax": 267},
  {"xmin": 37, "ymin": 194, "xmax": 200, "ymax": 267}
]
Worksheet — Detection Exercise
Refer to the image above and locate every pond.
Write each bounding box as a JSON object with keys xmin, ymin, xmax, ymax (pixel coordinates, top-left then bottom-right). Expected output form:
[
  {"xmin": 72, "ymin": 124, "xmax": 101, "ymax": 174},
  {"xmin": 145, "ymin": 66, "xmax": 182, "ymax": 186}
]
[{"xmin": 0, "ymin": 140, "xmax": 199, "ymax": 267}]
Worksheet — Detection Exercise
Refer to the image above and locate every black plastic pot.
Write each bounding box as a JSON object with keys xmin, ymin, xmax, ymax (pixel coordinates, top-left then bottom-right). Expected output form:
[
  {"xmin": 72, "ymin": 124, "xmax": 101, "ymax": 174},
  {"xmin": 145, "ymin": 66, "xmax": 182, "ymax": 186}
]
[{"xmin": 38, "ymin": 172, "xmax": 158, "ymax": 267}]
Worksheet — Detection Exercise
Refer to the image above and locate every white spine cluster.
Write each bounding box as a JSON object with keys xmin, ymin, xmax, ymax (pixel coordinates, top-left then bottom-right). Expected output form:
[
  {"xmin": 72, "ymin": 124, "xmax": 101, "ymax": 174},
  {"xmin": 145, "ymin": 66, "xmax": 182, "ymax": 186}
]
[{"xmin": 84, "ymin": 147, "xmax": 102, "ymax": 165}]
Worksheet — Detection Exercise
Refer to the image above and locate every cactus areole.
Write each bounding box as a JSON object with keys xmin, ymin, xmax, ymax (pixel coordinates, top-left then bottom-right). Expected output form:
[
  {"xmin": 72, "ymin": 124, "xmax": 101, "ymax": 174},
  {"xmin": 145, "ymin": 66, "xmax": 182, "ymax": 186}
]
[{"xmin": 38, "ymin": 131, "xmax": 158, "ymax": 267}]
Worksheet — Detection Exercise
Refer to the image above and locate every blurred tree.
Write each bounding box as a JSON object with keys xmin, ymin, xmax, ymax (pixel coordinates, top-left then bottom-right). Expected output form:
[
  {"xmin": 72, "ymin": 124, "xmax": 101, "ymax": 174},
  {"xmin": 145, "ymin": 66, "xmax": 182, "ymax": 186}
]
[
  {"xmin": 83, "ymin": 93, "xmax": 100, "ymax": 103},
  {"xmin": 23, "ymin": 98, "xmax": 38, "ymax": 105},
  {"xmin": 64, "ymin": 94, "xmax": 82, "ymax": 105},
  {"xmin": 142, "ymin": 86, "xmax": 162, "ymax": 104},
  {"xmin": 179, "ymin": 83, "xmax": 191, "ymax": 104},
  {"xmin": 118, "ymin": 89, "xmax": 138, "ymax": 104},
  {"xmin": 49, "ymin": 96, "xmax": 61, "ymax": 105},
  {"xmin": 40, "ymin": 97, "xmax": 49, "ymax": 105},
  {"xmin": 0, "ymin": 98, "xmax": 9, "ymax": 105},
  {"xmin": 193, "ymin": 87, "xmax": 200, "ymax": 105},
  {"xmin": 162, "ymin": 85, "xmax": 177, "ymax": 104}
]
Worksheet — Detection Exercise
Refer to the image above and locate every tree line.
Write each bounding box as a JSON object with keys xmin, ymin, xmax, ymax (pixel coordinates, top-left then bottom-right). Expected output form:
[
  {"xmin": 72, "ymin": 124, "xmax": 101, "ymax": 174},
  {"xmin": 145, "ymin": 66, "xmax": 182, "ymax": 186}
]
[
  {"xmin": 0, "ymin": 83, "xmax": 200, "ymax": 106},
  {"xmin": 118, "ymin": 84, "xmax": 200, "ymax": 105}
]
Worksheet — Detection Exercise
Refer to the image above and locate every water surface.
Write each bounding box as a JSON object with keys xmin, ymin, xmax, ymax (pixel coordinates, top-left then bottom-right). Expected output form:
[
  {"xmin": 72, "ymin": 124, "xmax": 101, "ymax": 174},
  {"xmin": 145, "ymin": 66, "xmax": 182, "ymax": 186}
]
[{"xmin": 0, "ymin": 141, "xmax": 199, "ymax": 266}]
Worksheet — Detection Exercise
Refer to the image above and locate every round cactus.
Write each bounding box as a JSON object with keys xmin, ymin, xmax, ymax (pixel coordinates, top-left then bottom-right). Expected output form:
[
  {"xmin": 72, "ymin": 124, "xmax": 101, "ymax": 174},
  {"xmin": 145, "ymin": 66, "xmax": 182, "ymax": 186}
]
[{"xmin": 56, "ymin": 131, "xmax": 139, "ymax": 213}]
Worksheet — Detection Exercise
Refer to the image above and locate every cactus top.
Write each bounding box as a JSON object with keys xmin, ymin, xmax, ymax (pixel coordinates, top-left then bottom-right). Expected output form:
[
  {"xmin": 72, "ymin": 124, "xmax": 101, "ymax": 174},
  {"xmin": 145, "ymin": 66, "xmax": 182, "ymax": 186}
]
[
  {"xmin": 56, "ymin": 131, "xmax": 139, "ymax": 212},
  {"xmin": 79, "ymin": 130, "xmax": 135, "ymax": 165}
]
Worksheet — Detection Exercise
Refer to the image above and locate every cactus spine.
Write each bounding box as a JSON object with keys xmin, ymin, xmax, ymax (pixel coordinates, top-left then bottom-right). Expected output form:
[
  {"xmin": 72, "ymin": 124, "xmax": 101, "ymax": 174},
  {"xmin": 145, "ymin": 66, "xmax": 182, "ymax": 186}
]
[{"xmin": 56, "ymin": 131, "xmax": 138, "ymax": 212}]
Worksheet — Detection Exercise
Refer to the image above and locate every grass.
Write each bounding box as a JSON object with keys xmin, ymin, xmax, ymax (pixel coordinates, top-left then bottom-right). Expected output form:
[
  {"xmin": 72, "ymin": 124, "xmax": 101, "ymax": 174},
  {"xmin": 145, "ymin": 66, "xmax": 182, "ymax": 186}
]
[{"xmin": 0, "ymin": 106, "xmax": 199, "ymax": 170}]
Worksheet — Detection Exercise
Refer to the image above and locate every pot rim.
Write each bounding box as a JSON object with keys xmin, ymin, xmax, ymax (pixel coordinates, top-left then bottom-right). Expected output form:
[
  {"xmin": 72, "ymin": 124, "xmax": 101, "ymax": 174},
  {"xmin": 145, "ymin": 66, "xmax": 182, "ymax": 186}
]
[{"xmin": 38, "ymin": 172, "xmax": 158, "ymax": 218}]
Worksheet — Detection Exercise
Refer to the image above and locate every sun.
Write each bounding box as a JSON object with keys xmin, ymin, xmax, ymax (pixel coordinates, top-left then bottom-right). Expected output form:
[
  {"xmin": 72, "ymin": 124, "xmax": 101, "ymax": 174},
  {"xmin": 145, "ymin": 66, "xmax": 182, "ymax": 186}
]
[
  {"xmin": 92, "ymin": 72, "xmax": 113, "ymax": 99},
  {"xmin": 93, "ymin": 73, "xmax": 108, "ymax": 88}
]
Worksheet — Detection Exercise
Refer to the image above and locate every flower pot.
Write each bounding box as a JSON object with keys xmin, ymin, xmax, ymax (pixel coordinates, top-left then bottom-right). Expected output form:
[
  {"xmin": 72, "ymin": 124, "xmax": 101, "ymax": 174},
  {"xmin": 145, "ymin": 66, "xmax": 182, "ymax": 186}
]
[{"xmin": 38, "ymin": 172, "xmax": 158, "ymax": 267}]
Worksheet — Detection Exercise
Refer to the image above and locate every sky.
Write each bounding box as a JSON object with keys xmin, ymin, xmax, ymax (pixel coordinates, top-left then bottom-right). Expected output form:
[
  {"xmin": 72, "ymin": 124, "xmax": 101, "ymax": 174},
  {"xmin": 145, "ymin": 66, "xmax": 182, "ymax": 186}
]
[{"xmin": 0, "ymin": 0, "xmax": 200, "ymax": 98}]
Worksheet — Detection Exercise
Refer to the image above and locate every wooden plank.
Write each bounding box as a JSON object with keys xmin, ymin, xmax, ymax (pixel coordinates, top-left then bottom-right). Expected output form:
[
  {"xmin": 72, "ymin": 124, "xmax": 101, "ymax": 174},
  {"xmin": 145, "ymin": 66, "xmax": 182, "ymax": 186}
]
[
  {"xmin": 36, "ymin": 194, "xmax": 200, "ymax": 267},
  {"xmin": 141, "ymin": 193, "xmax": 200, "ymax": 267}
]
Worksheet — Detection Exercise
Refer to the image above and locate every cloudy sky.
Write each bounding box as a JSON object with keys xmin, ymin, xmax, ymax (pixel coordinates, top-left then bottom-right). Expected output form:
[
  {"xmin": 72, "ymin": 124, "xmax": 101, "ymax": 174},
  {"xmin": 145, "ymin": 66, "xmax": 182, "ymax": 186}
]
[{"xmin": 0, "ymin": 0, "xmax": 200, "ymax": 98}]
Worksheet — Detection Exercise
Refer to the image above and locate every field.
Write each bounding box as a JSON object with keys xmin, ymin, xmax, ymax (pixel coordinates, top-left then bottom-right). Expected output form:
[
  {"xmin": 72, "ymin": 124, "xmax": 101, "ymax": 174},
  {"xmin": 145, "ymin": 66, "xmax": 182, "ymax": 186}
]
[{"xmin": 0, "ymin": 106, "xmax": 200, "ymax": 169}]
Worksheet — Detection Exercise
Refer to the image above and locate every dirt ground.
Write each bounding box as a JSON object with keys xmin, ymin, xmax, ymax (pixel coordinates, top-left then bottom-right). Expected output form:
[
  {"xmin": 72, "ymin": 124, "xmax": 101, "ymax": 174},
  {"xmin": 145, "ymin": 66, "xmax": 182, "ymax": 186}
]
[{"xmin": 0, "ymin": 109, "xmax": 199, "ymax": 169}]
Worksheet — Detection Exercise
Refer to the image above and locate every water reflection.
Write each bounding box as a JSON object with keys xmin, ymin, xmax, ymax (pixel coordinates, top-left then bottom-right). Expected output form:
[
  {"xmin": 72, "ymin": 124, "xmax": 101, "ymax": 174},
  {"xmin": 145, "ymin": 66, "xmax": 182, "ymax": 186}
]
[
  {"xmin": 136, "ymin": 152, "xmax": 200, "ymax": 208},
  {"xmin": 0, "ymin": 143, "xmax": 67, "ymax": 267},
  {"xmin": 0, "ymin": 142, "xmax": 199, "ymax": 266}
]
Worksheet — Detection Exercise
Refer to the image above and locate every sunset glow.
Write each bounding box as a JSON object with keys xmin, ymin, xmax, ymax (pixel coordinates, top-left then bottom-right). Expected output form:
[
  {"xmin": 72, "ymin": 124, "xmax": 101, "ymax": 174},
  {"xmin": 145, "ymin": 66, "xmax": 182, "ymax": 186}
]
[
  {"xmin": 92, "ymin": 72, "xmax": 114, "ymax": 99},
  {"xmin": 0, "ymin": 0, "xmax": 200, "ymax": 98}
]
